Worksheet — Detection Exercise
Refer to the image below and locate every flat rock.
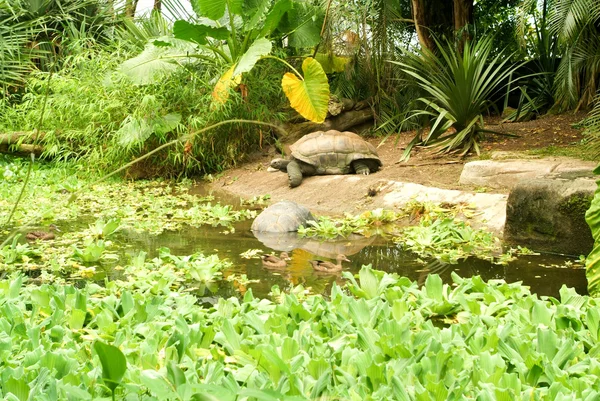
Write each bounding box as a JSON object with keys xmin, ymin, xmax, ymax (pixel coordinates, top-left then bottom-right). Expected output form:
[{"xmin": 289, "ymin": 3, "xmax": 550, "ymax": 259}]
[
  {"xmin": 504, "ymin": 172, "xmax": 597, "ymax": 255},
  {"xmin": 210, "ymin": 172, "xmax": 508, "ymax": 235},
  {"xmin": 380, "ymin": 181, "xmax": 508, "ymax": 233},
  {"xmin": 459, "ymin": 158, "xmax": 596, "ymax": 189}
]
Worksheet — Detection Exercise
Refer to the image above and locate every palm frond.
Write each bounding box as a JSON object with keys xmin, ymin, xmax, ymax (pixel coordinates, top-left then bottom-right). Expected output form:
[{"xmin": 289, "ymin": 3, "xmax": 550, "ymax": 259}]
[{"xmin": 391, "ymin": 37, "xmax": 522, "ymax": 158}]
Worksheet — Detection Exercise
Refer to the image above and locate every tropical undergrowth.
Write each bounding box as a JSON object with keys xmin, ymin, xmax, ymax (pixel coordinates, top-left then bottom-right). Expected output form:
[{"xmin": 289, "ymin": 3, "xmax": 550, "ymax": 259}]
[
  {"xmin": 0, "ymin": 46, "xmax": 288, "ymax": 177},
  {"xmin": 1, "ymin": 265, "xmax": 600, "ymax": 399}
]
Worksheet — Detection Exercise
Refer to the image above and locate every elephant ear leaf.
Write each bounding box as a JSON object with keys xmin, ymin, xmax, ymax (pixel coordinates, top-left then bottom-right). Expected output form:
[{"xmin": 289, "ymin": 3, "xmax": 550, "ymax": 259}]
[
  {"xmin": 281, "ymin": 57, "xmax": 329, "ymax": 123},
  {"xmin": 233, "ymin": 38, "xmax": 272, "ymax": 76},
  {"xmin": 586, "ymin": 164, "xmax": 600, "ymax": 296},
  {"xmin": 212, "ymin": 64, "xmax": 242, "ymax": 105}
]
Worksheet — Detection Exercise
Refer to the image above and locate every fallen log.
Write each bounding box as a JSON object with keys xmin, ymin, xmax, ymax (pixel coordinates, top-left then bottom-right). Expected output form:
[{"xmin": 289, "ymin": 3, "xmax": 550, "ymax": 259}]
[
  {"xmin": 0, "ymin": 131, "xmax": 45, "ymax": 145},
  {"xmin": 0, "ymin": 143, "xmax": 44, "ymax": 156},
  {"xmin": 0, "ymin": 131, "xmax": 45, "ymax": 156}
]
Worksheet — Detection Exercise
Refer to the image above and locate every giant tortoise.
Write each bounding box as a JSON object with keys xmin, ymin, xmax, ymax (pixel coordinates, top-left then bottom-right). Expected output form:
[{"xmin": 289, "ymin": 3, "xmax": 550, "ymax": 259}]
[
  {"xmin": 270, "ymin": 130, "xmax": 382, "ymax": 188},
  {"xmin": 251, "ymin": 201, "xmax": 315, "ymax": 232}
]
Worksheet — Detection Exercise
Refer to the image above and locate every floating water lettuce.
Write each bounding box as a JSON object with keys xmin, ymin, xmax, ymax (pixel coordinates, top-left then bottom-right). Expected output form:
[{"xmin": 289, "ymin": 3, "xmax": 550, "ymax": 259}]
[{"xmin": 0, "ymin": 266, "xmax": 598, "ymax": 399}]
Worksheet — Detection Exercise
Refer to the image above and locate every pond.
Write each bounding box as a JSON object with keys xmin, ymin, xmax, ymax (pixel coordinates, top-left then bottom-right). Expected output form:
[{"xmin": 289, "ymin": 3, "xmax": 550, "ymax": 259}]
[
  {"xmin": 114, "ymin": 218, "xmax": 587, "ymax": 300},
  {"xmin": 7, "ymin": 178, "xmax": 587, "ymax": 301}
]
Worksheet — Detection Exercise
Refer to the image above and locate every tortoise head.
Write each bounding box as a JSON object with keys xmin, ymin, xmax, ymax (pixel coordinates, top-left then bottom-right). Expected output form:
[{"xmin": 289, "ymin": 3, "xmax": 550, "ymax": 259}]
[{"xmin": 270, "ymin": 158, "xmax": 290, "ymax": 172}]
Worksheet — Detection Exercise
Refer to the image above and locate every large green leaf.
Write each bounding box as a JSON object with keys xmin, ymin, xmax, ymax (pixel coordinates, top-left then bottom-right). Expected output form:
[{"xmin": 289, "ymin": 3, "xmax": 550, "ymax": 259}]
[
  {"xmin": 244, "ymin": 0, "xmax": 271, "ymax": 30},
  {"xmin": 116, "ymin": 116, "xmax": 152, "ymax": 148},
  {"xmin": 285, "ymin": 4, "xmax": 323, "ymax": 48},
  {"xmin": 232, "ymin": 38, "xmax": 272, "ymax": 76},
  {"xmin": 94, "ymin": 341, "xmax": 127, "ymax": 394},
  {"xmin": 259, "ymin": 0, "xmax": 292, "ymax": 37},
  {"xmin": 3, "ymin": 377, "xmax": 29, "ymax": 401},
  {"xmin": 119, "ymin": 38, "xmax": 199, "ymax": 85},
  {"xmin": 281, "ymin": 57, "xmax": 329, "ymax": 123},
  {"xmin": 173, "ymin": 21, "xmax": 229, "ymax": 45},
  {"xmin": 315, "ymin": 53, "xmax": 350, "ymax": 73},
  {"xmin": 585, "ymin": 164, "xmax": 600, "ymax": 296},
  {"xmin": 194, "ymin": 0, "xmax": 243, "ymax": 20}
]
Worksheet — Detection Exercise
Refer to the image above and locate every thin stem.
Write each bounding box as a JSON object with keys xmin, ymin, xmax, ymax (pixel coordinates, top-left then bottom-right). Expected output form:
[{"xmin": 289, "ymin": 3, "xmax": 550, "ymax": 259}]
[
  {"xmin": 227, "ymin": 2, "xmax": 237, "ymax": 58},
  {"xmin": 312, "ymin": 0, "xmax": 333, "ymax": 58},
  {"xmin": 261, "ymin": 55, "xmax": 303, "ymax": 79},
  {"xmin": 4, "ymin": 70, "xmax": 53, "ymax": 226}
]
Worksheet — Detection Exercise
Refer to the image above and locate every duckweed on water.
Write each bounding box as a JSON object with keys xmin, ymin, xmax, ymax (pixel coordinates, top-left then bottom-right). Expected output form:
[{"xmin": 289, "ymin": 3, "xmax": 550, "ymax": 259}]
[{"xmin": 1, "ymin": 157, "xmax": 255, "ymax": 234}]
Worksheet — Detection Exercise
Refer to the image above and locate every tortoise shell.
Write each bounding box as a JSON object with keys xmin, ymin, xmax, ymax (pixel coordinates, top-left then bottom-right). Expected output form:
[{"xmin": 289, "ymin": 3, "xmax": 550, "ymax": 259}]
[
  {"xmin": 251, "ymin": 201, "xmax": 315, "ymax": 232},
  {"xmin": 290, "ymin": 130, "xmax": 382, "ymax": 174}
]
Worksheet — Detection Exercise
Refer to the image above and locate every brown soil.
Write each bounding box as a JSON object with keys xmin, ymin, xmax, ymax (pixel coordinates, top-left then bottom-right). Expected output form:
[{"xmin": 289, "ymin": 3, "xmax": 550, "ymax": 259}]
[{"xmin": 210, "ymin": 112, "xmax": 591, "ymax": 216}]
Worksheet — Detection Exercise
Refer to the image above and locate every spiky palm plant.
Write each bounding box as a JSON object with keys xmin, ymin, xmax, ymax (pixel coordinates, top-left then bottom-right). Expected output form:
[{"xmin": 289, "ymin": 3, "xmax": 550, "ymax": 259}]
[
  {"xmin": 550, "ymin": 0, "xmax": 600, "ymax": 110},
  {"xmin": 392, "ymin": 37, "xmax": 522, "ymax": 159}
]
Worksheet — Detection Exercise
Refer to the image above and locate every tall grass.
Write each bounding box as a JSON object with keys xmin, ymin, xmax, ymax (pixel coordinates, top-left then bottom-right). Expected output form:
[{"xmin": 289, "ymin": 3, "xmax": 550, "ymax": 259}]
[{"xmin": 0, "ymin": 46, "xmax": 289, "ymax": 177}]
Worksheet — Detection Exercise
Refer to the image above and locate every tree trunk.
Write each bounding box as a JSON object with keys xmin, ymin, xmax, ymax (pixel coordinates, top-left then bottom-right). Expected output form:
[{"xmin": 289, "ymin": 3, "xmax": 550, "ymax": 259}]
[
  {"xmin": 125, "ymin": 0, "xmax": 138, "ymax": 17},
  {"xmin": 411, "ymin": 0, "xmax": 436, "ymax": 52},
  {"xmin": 411, "ymin": 0, "xmax": 454, "ymax": 52},
  {"xmin": 454, "ymin": 0, "xmax": 474, "ymax": 52},
  {"xmin": 153, "ymin": 0, "xmax": 162, "ymax": 13}
]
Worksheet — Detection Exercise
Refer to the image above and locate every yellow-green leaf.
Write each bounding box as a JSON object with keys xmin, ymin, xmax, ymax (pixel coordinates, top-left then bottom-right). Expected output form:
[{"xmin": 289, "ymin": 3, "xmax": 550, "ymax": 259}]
[
  {"xmin": 586, "ymin": 164, "xmax": 600, "ymax": 296},
  {"xmin": 281, "ymin": 57, "xmax": 329, "ymax": 123},
  {"xmin": 212, "ymin": 64, "xmax": 242, "ymax": 105}
]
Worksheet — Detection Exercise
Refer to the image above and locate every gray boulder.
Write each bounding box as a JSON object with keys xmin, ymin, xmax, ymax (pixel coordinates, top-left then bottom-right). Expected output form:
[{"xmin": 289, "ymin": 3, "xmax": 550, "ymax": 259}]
[{"xmin": 504, "ymin": 171, "xmax": 596, "ymax": 255}]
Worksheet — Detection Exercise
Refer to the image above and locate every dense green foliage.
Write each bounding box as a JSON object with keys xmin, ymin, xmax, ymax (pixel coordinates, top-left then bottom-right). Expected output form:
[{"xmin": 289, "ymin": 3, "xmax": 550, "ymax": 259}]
[
  {"xmin": 1, "ymin": 266, "xmax": 600, "ymax": 399},
  {"xmin": 585, "ymin": 165, "xmax": 600, "ymax": 297},
  {"xmin": 0, "ymin": 47, "xmax": 288, "ymax": 176},
  {"xmin": 0, "ymin": 0, "xmax": 117, "ymax": 93}
]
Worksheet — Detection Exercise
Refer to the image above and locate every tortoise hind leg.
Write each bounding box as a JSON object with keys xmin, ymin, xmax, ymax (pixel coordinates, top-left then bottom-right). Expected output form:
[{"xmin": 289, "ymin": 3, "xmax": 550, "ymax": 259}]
[
  {"xmin": 353, "ymin": 160, "xmax": 371, "ymax": 175},
  {"xmin": 287, "ymin": 160, "xmax": 304, "ymax": 188}
]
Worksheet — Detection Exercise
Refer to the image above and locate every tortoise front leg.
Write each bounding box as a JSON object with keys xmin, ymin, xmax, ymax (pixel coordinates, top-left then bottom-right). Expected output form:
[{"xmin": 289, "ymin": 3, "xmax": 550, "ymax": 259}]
[
  {"xmin": 287, "ymin": 160, "xmax": 304, "ymax": 188},
  {"xmin": 353, "ymin": 160, "xmax": 371, "ymax": 175}
]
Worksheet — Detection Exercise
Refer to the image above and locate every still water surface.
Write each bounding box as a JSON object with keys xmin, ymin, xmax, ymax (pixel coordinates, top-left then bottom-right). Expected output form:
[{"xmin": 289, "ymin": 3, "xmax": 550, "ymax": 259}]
[{"xmin": 116, "ymin": 219, "xmax": 587, "ymax": 300}]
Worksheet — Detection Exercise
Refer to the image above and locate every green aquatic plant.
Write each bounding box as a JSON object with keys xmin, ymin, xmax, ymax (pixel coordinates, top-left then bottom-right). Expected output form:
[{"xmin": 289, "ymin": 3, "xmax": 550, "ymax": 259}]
[
  {"xmin": 72, "ymin": 239, "xmax": 107, "ymax": 263},
  {"xmin": 240, "ymin": 194, "xmax": 271, "ymax": 208},
  {"xmin": 299, "ymin": 208, "xmax": 401, "ymax": 238},
  {"xmin": 585, "ymin": 164, "xmax": 600, "ymax": 296},
  {"xmin": 94, "ymin": 341, "xmax": 127, "ymax": 401},
  {"xmin": 0, "ymin": 157, "xmax": 256, "ymax": 236},
  {"xmin": 397, "ymin": 217, "xmax": 501, "ymax": 264},
  {"xmin": 0, "ymin": 266, "xmax": 599, "ymax": 399},
  {"xmin": 0, "ymin": 235, "xmax": 39, "ymax": 265},
  {"xmin": 89, "ymin": 217, "xmax": 122, "ymax": 238}
]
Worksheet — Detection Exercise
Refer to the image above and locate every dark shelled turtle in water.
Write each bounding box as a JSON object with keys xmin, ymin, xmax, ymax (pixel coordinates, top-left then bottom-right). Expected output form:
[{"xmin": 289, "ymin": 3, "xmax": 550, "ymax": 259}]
[{"xmin": 270, "ymin": 130, "xmax": 382, "ymax": 188}]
